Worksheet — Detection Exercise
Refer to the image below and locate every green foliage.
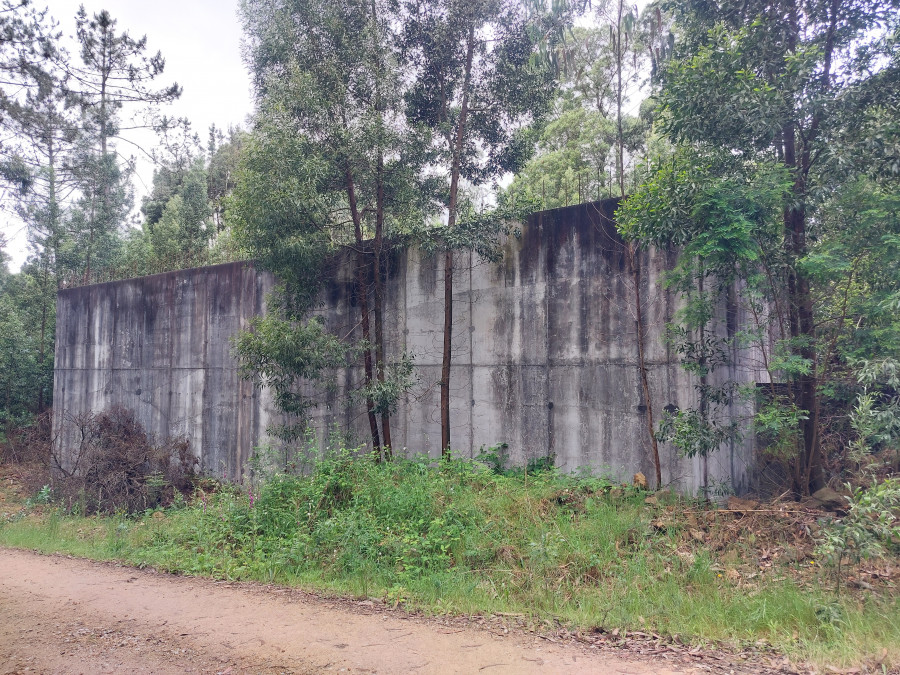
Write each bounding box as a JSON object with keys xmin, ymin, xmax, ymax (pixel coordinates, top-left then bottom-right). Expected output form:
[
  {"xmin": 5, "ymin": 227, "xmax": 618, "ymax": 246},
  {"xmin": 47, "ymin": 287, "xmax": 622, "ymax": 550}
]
[
  {"xmin": 618, "ymin": 0, "xmax": 900, "ymax": 492},
  {"xmin": 0, "ymin": 293, "xmax": 40, "ymax": 432},
  {"xmin": 474, "ymin": 442, "xmax": 557, "ymax": 477},
  {"xmin": 505, "ymin": 16, "xmax": 653, "ymax": 208},
  {"xmin": 817, "ymin": 479, "xmax": 900, "ymax": 576},
  {"xmin": 617, "ymin": 150, "xmax": 791, "ymax": 274},
  {"xmin": 617, "ymin": 152, "xmax": 791, "ymax": 466},
  {"xmin": 228, "ymin": 114, "xmax": 335, "ymax": 313},
  {"xmin": 67, "ymin": 8, "xmax": 181, "ymax": 280},
  {"xmin": 206, "ymin": 125, "xmax": 246, "ymax": 231},
  {"xmin": 148, "ymin": 161, "xmax": 213, "ymax": 260},
  {"xmin": 232, "ymin": 314, "xmax": 347, "ymax": 439},
  {"xmin": 401, "ymin": 0, "xmax": 559, "ymax": 180},
  {"xmin": 407, "ymin": 194, "xmax": 535, "ymax": 263},
  {"xmin": 658, "ymin": 407, "xmax": 740, "ymax": 461},
  {"xmin": 134, "ymin": 453, "xmax": 622, "ymax": 588},
  {"xmin": 754, "ymin": 399, "xmax": 806, "ymax": 461},
  {"xmin": 357, "ymin": 352, "xmax": 417, "ymax": 418},
  {"xmin": 846, "ymin": 359, "xmax": 900, "ymax": 464},
  {"xmin": 474, "ymin": 442, "xmax": 512, "ymax": 474}
]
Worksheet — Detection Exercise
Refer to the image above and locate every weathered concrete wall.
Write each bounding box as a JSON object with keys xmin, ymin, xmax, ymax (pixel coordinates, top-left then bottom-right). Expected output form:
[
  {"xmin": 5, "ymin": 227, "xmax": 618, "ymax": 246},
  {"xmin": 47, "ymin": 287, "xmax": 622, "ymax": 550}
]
[
  {"xmin": 54, "ymin": 200, "xmax": 762, "ymax": 493},
  {"xmin": 53, "ymin": 261, "xmax": 277, "ymax": 479}
]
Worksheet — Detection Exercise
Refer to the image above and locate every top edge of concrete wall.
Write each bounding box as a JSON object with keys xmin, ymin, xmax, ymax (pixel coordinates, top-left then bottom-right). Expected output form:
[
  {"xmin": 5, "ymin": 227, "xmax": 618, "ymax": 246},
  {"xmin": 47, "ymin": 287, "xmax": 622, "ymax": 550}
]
[
  {"xmin": 57, "ymin": 259, "xmax": 261, "ymax": 296},
  {"xmin": 57, "ymin": 198, "xmax": 626, "ymax": 295}
]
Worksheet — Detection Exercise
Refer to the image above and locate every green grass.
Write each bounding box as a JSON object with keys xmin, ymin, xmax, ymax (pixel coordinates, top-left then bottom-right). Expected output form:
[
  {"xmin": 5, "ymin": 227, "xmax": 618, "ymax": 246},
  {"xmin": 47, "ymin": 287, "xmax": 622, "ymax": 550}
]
[{"xmin": 2, "ymin": 452, "xmax": 898, "ymax": 670}]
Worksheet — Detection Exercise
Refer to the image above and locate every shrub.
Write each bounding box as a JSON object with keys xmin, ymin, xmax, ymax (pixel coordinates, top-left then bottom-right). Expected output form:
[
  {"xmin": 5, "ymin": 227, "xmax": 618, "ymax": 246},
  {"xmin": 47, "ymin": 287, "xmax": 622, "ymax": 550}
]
[
  {"xmin": 52, "ymin": 406, "xmax": 196, "ymax": 514},
  {"xmin": 817, "ymin": 477, "xmax": 900, "ymax": 584}
]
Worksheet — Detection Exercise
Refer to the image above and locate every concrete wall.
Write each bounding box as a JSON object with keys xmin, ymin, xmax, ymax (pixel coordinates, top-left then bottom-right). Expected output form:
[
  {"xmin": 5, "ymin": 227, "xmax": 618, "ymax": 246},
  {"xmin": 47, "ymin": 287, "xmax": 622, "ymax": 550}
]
[
  {"xmin": 53, "ymin": 200, "xmax": 762, "ymax": 493},
  {"xmin": 53, "ymin": 261, "xmax": 276, "ymax": 479}
]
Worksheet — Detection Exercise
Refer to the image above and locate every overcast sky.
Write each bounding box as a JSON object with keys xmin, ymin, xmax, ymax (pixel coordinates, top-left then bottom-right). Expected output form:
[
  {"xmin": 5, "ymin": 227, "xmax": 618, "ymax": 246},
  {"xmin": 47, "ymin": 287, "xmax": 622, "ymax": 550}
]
[{"xmin": 2, "ymin": 0, "xmax": 254, "ymax": 270}]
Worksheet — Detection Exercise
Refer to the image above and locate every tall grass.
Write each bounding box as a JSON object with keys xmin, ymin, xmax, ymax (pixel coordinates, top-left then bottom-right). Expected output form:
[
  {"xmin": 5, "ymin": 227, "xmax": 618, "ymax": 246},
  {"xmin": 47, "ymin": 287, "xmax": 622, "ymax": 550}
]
[{"xmin": 2, "ymin": 451, "xmax": 897, "ymax": 669}]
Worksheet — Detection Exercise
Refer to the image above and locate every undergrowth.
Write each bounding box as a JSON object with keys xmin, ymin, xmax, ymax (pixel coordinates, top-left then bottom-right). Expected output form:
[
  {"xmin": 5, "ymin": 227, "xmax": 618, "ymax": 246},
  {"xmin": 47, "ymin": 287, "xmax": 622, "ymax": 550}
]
[{"xmin": 1, "ymin": 451, "xmax": 898, "ymax": 670}]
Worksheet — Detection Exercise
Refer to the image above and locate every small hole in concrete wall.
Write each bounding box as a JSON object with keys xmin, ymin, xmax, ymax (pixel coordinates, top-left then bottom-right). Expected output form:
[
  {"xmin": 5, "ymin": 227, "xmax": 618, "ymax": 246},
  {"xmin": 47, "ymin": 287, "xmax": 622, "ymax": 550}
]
[
  {"xmin": 135, "ymin": 388, "xmax": 142, "ymax": 396},
  {"xmin": 547, "ymin": 401, "xmax": 554, "ymax": 409},
  {"xmin": 636, "ymin": 404, "xmax": 647, "ymax": 413}
]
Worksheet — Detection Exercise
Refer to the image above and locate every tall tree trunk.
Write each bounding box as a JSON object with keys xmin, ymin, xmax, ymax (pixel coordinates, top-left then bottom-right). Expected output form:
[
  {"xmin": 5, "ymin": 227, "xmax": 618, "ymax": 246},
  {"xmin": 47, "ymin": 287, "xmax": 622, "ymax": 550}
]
[
  {"xmin": 615, "ymin": 0, "xmax": 662, "ymax": 487},
  {"xmin": 440, "ymin": 24, "xmax": 475, "ymax": 458},
  {"xmin": 796, "ymin": 0, "xmax": 839, "ymax": 494},
  {"xmin": 697, "ymin": 270, "xmax": 709, "ymax": 499},
  {"xmin": 440, "ymin": 249, "xmax": 454, "ymax": 457},
  {"xmin": 38, "ymin": 135, "xmax": 59, "ymax": 413},
  {"xmin": 631, "ymin": 247, "xmax": 661, "ymax": 489},
  {"xmin": 782, "ymin": 131, "xmax": 824, "ymax": 493},
  {"xmin": 85, "ymin": 199, "xmax": 95, "ymax": 284},
  {"xmin": 370, "ymin": 0, "xmax": 392, "ymax": 458},
  {"xmin": 615, "ymin": 0, "xmax": 625, "ymax": 199},
  {"xmin": 346, "ymin": 168, "xmax": 382, "ymax": 456},
  {"xmin": 373, "ymin": 152, "xmax": 391, "ymax": 458},
  {"xmin": 781, "ymin": 0, "xmax": 828, "ymax": 494},
  {"xmin": 37, "ymin": 274, "xmax": 48, "ymax": 413}
]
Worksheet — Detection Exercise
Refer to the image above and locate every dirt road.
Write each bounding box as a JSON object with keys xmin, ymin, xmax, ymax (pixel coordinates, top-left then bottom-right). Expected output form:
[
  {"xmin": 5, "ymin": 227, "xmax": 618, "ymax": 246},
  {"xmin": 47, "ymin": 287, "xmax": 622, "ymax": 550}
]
[{"xmin": 0, "ymin": 548, "xmax": 730, "ymax": 674}]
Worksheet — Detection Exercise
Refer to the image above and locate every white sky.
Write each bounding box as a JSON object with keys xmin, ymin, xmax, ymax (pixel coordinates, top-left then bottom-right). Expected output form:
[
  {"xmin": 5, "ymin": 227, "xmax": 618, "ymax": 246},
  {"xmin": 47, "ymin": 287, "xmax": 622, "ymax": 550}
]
[{"xmin": 2, "ymin": 0, "xmax": 254, "ymax": 270}]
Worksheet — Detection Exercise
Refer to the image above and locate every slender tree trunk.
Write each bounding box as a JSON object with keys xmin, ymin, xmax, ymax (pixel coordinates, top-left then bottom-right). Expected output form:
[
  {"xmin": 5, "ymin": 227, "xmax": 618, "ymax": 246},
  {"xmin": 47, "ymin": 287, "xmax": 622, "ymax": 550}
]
[
  {"xmin": 346, "ymin": 168, "xmax": 382, "ymax": 456},
  {"xmin": 782, "ymin": 128, "xmax": 823, "ymax": 493},
  {"xmin": 615, "ymin": 0, "xmax": 625, "ymax": 199},
  {"xmin": 370, "ymin": 0, "xmax": 392, "ymax": 458},
  {"xmin": 4, "ymin": 378, "xmax": 11, "ymax": 441},
  {"xmin": 37, "ymin": 135, "xmax": 59, "ymax": 413},
  {"xmin": 615, "ymin": 0, "xmax": 662, "ymax": 487},
  {"xmin": 440, "ymin": 24, "xmax": 475, "ymax": 458},
  {"xmin": 797, "ymin": 0, "xmax": 839, "ymax": 494},
  {"xmin": 374, "ymin": 151, "xmax": 391, "ymax": 457},
  {"xmin": 441, "ymin": 249, "xmax": 454, "ymax": 457},
  {"xmin": 87, "ymin": 27, "xmax": 110, "ymax": 285},
  {"xmin": 85, "ymin": 199, "xmax": 95, "ymax": 284},
  {"xmin": 776, "ymin": 0, "xmax": 826, "ymax": 496},
  {"xmin": 632, "ymin": 247, "xmax": 661, "ymax": 488},
  {"xmin": 697, "ymin": 270, "xmax": 710, "ymax": 499},
  {"xmin": 37, "ymin": 277, "xmax": 48, "ymax": 413}
]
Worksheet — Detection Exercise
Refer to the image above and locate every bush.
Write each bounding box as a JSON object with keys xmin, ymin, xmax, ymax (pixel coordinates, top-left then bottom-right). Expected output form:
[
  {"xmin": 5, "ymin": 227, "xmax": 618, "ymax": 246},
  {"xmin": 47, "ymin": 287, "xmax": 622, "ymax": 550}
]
[
  {"xmin": 52, "ymin": 406, "xmax": 196, "ymax": 514},
  {"xmin": 817, "ymin": 477, "xmax": 900, "ymax": 583}
]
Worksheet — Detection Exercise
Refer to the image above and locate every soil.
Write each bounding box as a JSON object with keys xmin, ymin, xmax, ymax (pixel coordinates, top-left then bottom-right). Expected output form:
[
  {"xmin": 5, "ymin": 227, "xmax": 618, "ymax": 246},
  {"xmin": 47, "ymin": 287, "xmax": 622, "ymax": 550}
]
[{"xmin": 0, "ymin": 548, "xmax": 787, "ymax": 675}]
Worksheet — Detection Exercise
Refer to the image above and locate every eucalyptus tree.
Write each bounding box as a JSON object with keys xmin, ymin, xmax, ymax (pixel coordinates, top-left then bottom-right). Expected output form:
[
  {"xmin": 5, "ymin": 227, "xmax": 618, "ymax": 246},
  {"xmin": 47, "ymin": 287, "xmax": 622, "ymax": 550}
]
[
  {"xmin": 400, "ymin": 0, "xmax": 564, "ymax": 457},
  {"xmin": 619, "ymin": 0, "xmax": 900, "ymax": 493},
  {"xmin": 236, "ymin": 0, "xmax": 431, "ymax": 453}
]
